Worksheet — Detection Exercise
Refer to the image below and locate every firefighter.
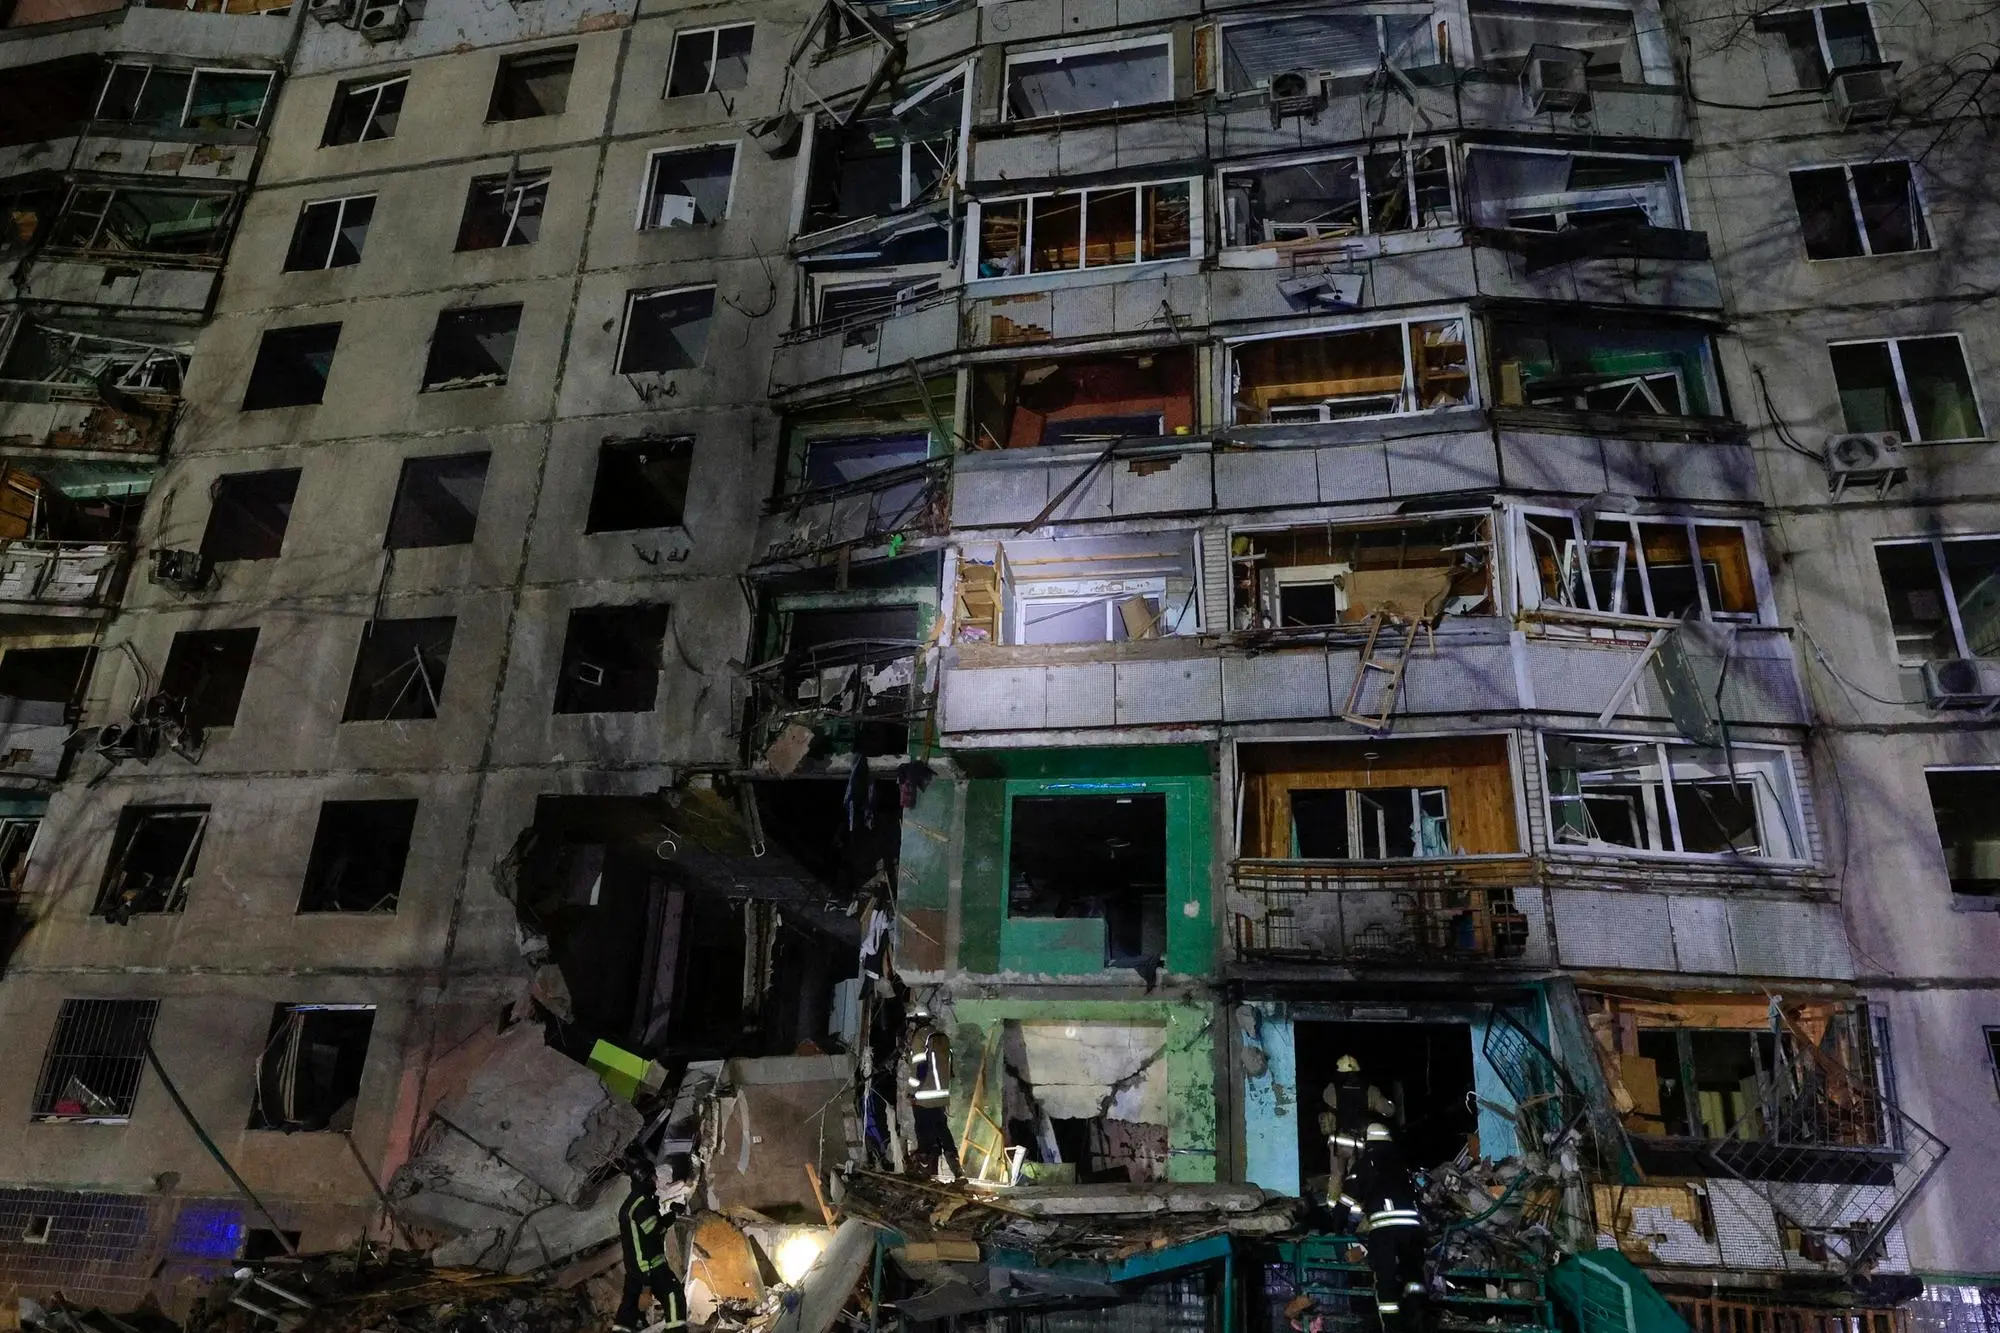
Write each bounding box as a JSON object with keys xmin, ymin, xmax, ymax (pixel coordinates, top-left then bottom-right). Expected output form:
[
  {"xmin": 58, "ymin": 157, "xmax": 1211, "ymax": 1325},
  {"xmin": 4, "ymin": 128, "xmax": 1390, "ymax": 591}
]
[
  {"xmin": 1318, "ymin": 1056, "xmax": 1394, "ymax": 1201},
  {"xmin": 1338, "ymin": 1123, "xmax": 1427, "ymax": 1333},
  {"xmin": 614, "ymin": 1154, "xmax": 686, "ymax": 1333}
]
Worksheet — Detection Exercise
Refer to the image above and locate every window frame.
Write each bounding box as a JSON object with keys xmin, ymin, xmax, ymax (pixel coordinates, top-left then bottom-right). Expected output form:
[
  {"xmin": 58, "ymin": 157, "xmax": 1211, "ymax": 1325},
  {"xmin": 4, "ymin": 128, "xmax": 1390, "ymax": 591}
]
[
  {"xmin": 31, "ymin": 998, "xmax": 159, "ymax": 1125},
  {"xmin": 1225, "ymin": 309, "xmax": 1477, "ymax": 425},
  {"xmin": 615, "ymin": 283, "xmax": 717, "ymax": 375},
  {"xmin": 1873, "ymin": 535, "xmax": 2000, "ymax": 663},
  {"xmin": 45, "ymin": 184, "xmax": 237, "ymax": 261},
  {"xmin": 1215, "ymin": 8, "xmax": 1438, "ymax": 94},
  {"xmin": 96, "ymin": 63, "xmax": 274, "ymax": 132},
  {"xmin": 1986, "ymin": 1026, "xmax": 2000, "ymax": 1099},
  {"xmin": 323, "ymin": 74, "xmax": 408, "ymax": 146},
  {"xmin": 665, "ymin": 22, "xmax": 755, "ymax": 98},
  {"xmin": 1511, "ymin": 505, "xmax": 1772, "ymax": 625},
  {"xmin": 1761, "ymin": 1, "xmax": 1882, "ymax": 84},
  {"xmin": 455, "ymin": 168, "xmax": 550, "ymax": 250},
  {"xmin": 1540, "ymin": 733, "xmax": 1810, "ymax": 865},
  {"xmin": 282, "ymin": 193, "xmax": 375, "ymax": 272},
  {"xmin": 1789, "ymin": 159, "xmax": 1930, "ymax": 260},
  {"xmin": 486, "ymin": 47, "xmax": 578, "ymax": 123},
  {"xmin": 1462, "ymin": 143, "xmax": 1688, "ymax": 232},
  {"xmin": 419, "ymin": 305, "xmax": 521, "ymax": 392},
  {"xmin": 1829, "ymin": 334, "xmax": 1986, "ymax": 444},
  {"xmin": 1218, "ymin": 144, "xmax": 1458, "ymax": 246},
  {"xmin": 94, "ymin": 805, "xmax": 211, "ymax": 918},
  {"xmin": 1467, "ymin": 0, "xmax": 1654, "ymax": 81},
  {"xmin": 1001, "ymin": 33, "xmax": 1176, "ymax": 122},
  {"xmin": 635, "ymin": 141, "xmax": 740, "ymax": 231},
  {"xmin": 970, "ymin": 177, "xmax": 1203, "ymax": 281}
]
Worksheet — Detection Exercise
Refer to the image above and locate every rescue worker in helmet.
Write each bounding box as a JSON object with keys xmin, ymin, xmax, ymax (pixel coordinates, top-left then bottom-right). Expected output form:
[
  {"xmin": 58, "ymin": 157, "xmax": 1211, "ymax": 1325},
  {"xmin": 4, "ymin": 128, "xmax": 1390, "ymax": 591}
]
[
  {"xmin": 1318, "ymin": 1055, "xmax": 1395, "ymax": 1204},
  {"xmin": 614, "ymin": 1153, "xmax": 686, "ymax": 1333},
  {"xmin": 1334, "ymin": 1122, "xmax": 1427, "ymax": 1333}
]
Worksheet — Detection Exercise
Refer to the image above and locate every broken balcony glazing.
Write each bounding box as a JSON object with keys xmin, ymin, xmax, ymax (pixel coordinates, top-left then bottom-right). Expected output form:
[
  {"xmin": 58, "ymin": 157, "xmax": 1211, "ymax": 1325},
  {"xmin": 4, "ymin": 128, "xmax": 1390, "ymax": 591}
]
[
  {"xmin": 1003, "ymin": 40, "xmax": 1172, "ymax": 121},
  {"xmin": 975, "ymin": 181, "xmax": 1194, "ymax": 278},
  {"xmin": 954, "ymin": 534, "xmax": 1199, "ymax": 646},
  {"xmin": 1229, "ymin": 516, "xmax": 1493, "ymax": 633},
  {"xmin": 1229, "ymin": 317, "xmax": 1471, "ymax": 424},
  {"xmin": 1217, "ymin": 9, "xmax": 1435, "ymax": 92},
  {"xmin": 1220, "ymin": 147, "xmax": 1454, "ymax": 247},
  {"xmin": 1543, "ymin": 736, "xmax": 1805, "ymax": 862},
  {"xmin": 1515, "ymin": 510, "xmax": 1765, "ymax": 624},
  {"xmin": 801, "ymin": 70, "xmax": 964, "ymax": 238},
  {"xmin": 1489, "ymin": 317, "xmax": 1723, "ymax": 420},
  {"xmin": 45, "ymin": 187, "xmax": 236, "ymax": 264},
  {"xmin": 1469, "ymin": 0, "xmax": 1645, "ymax": 81},
  {"xmin": 970, "ymin": 350, "xmax": 1195, "ymax": 449}
]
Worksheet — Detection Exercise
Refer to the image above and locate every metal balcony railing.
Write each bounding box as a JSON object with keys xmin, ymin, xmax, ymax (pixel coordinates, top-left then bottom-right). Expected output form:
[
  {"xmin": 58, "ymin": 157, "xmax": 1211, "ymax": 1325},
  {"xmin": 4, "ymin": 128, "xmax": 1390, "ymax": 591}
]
[
  {"xmin": 0, "ymin": 541, "xmax": 127, "ymax": 609},
  {"xmin": 1228, "ymin": 855, "xmax": 1542, "ymax": 964}
]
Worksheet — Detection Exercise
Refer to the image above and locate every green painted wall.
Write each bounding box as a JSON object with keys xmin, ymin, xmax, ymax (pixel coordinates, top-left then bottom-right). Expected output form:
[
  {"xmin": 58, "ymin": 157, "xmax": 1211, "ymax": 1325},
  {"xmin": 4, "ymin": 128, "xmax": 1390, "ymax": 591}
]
[{"xmin": 952, "ymin": 998, "xmax": 1219, "ymax": 1183}]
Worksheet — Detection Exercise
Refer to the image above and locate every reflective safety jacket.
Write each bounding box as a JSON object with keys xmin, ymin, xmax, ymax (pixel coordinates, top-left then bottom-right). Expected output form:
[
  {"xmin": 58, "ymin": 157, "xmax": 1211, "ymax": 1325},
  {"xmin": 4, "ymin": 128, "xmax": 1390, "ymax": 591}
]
[{"xmin": 620, "ymin": 1188, "xmax": 669, "ymax": 1274}]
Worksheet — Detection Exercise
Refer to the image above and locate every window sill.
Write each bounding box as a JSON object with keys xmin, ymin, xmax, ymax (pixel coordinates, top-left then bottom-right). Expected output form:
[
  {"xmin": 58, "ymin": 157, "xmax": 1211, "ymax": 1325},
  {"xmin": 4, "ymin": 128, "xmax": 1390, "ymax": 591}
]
[
  {"xmin": 969, "ymin": 255, "xmax": 1198, "ymax": 296},
  {"xmin": 1802, "ymin": 248, "xmax": 1938, "ymax": 263},
  {"xmin": 1948, "ymin": 895, "xmax": 2000, "ymax": 913}
]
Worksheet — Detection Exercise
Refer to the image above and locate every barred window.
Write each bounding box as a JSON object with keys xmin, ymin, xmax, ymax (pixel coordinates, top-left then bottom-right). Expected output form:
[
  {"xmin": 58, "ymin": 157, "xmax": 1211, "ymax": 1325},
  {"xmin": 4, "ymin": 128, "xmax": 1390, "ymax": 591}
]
[{"xmin": 32, "ymin": 999, "xmax": 157, "ymax": 1122}]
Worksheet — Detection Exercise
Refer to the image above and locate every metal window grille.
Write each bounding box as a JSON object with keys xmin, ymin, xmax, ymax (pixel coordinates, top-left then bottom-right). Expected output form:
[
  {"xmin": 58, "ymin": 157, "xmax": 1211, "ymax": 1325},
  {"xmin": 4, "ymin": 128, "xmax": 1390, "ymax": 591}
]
[{"xmin": 31, "ymin": 999, "xmax": 158, "ymax": 1121}]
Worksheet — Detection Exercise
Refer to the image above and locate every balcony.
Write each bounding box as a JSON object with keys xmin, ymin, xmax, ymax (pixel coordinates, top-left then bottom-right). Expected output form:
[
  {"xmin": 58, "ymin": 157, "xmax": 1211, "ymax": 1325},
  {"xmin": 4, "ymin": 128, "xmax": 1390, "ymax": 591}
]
[
  {"xmin": 0, "ymin": 541, "xmax": 128, "ymax": 614},
  {"xmin": 757, "ymin": 456, "xmax": 950, "ymax": 564},
  {"xmin": 1228, "ymin": 855, "xmax": 1549, "ymax": 966}
]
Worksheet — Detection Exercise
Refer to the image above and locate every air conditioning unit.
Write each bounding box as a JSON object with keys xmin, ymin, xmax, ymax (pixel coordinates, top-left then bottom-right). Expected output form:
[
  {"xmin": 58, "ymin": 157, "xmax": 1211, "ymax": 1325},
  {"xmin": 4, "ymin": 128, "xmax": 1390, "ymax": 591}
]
[
  {"xmin": 1922, "ymin": 658, "xmax": 2000, "ymax": 710},
  {"xmin": 1267, "ymin": 70, "xmax": 1328, "ymax": 128},
  {"xmin": 307, "ymin": 0, "xmax": 351, "ymax": 21},
  {"xmin": 648, "ymin": 193, "xmax": 698, "ymax": 229},
  {"xmin": 356, "ymin": 1, "xmax": 409, "ymax": 41},
  {"xmin": 749, "ymin": 112, "xmax": 802, "ymax": 159},
  {"xmin": 1823, "ymin": 431, "xmax": 1906, "ymax": 496},
  {"xmin": 1828, "ymin": 65, "xmax": 1897, "ymax": 127},
  {"xmin": 148, "ymin": 548, "xmax": 214, "ymax": 593},
  {"xmin": 92, "ymin": 722, "xmax": 159, "ymax": 763},
  {"xmin": 1523, "ymin": 44, "xmax": 1591, "ymax": 112}
]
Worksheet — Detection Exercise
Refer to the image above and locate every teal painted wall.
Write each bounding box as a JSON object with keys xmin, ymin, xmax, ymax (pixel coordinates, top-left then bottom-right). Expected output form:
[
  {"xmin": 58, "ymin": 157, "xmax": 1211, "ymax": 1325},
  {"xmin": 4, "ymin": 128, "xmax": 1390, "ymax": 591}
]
[{"xmin": 1241, "ymin": 1002, "xmax": 1300, "ymax": 1196}]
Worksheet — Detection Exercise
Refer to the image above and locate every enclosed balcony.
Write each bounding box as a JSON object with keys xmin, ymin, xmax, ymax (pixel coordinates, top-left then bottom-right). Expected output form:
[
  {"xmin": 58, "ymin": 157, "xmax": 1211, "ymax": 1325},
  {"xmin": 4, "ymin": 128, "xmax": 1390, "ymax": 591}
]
[{"xmin": 0, "ymin": 319, "xmax": 187, "ymax": 457}]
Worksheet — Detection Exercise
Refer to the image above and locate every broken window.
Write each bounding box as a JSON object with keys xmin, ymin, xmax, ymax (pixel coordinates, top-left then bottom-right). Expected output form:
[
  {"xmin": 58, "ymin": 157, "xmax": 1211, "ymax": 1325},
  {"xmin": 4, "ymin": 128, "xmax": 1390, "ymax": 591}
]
[
  {"xmin": 666, "ymin": 23, "xmax": 753, "ymax": 97},
  {"xmin": 31, "ymin": 999, "xmax": 157, "ymax": 1122},
  {"xmin": 989, "ymin": 1020, "xmax": 1174, "ymax": 1182},
  {"xmin": 0, "ymin": 645, "xmax": 92, "ymax": 708},
  {"xmin": 48, "ymin": 187, "xmax": 235, "ymax": 261},
  {"xmin": 616, "ymin": 286, "xmax": 714, "ymax": 374},
  {"xmin": 1292, "ymin": 787, "xmax": 1451, "ymax": 857},
  {"xmin": 1231, "ymin": 317, "xmax": 1469, "ymax": 423},
  {"xmin": 554, "ymin": 605, "xmax": 668, "ymax": 713},
  {"xmin": 1464, "ymin": 148, "xmax": 1683, "ymax": 231},
  {"xmin": 975, "ymin": 180, "xmax": 1193, "ymax": 278},
  {"xmin": 1221, "ymin": 147, "xmax": 1453, "ymax": 246},
  {"xmin": 159, "ymin": 627, "xmax": 258, "ymax": 728},
  {"xmin": 812, "ymin": 276, "xmax": 942, "ymax": 330},
  {"xmin": 798, "ymin": 433, "xmax": 930, "ymax": 493},
  {"xmin": 1231, "ymin": 516, "xmax": 1493, "ymax": 632},
  {"xmin": 1470, "ymin": 0, "xmax": 1642, "ymax": 80},
  {"xmin": 587, "ymin": 436, "xmax": 691, "ymax": 532},
  {"xmin": 1009, "ymin": 794, "xmax": 1167, "ymax": 967},
  {"xmin": 386, "ymin": 452, "xmax": 487, "ymax": 548},
  {"xmin": 322, "ymin": 74, "xmax": 407, "ymax": 145},
  {"xmin": 2, "ymin": 321, "xmax": 189, "ymax": 398},
  {"xmin": 1791, "ymin": 161, "xmax": 1927, "ymax": 259},
  {"xmin": 1544, "ymin": 736, "xmax": 1804, "ymax": 860},
  {"xmin": 298, "ymin": 799, "xmax": 416, "ymax": 913},
  {"xmin": 94, "ymin": 805, "xmax": 208, "ymax": 919},
  {"xmin": 1240, "ymin": 737, "xmax": 1519, "ymax": 864},
  {"xmin": 249, "ymin": 1004, "xmax": 373, "ymax": 1132},
  {"xmin": 241, "ymin": 323, "xmax": 339, "ymax": 410},
  {"xmin": 282, "ymin": 195, "xmax": 374, "ymax": 271},
  {"xmin": 802, "ymin": 70, "xmax": 965, "ymax": 234},
  {"xmin": 1873, "ymin": 537, "xmax": 2000, "ymax": 663},
  {"xmin": 0, "ymin": 183, "xmax": 61, "ymax": 255},
  {"xmin": 96, "ymin": 64, "xmax": 273, "ymax": 131},
  {"xmin": 1221, "ymin": 11, "xmax": 1434, "ymax": 89},
  {"xmin": 343, "ymin": 617, "xmax": 455, "ymax": 721},
  {"xmin": 1518, "ymin": 511, "xmax": 1762, "ymax": 622},
  {"xmin": 421, "ymin": 306, "xmax": 519, "ymax": 391},
  {"xmin": 455, "ymin": 169, "xmax": 548, "ymax": 250},
  {"xmin": 1925, "ymin": 769, "xmax": 2000, "ymax": 897},
  {"xmin": 970, "ymin": 350, "xmax": 1195, "ymax": 448},
  {"xmin": 1757, "ymin": 4, "xmax": 1880, "ymax": 90},
  {"xmin": 767, "ymin": 603, "xmax": 923, "ymax": 743},
  {"xmin": 487, "ymin": 48, "xmax": 575, "ymax": 121},
  {"xmin": 1490, "ymin": 317, "xmax": 1720, "ymax": 418},
  {"xmin": 200, "ymin": 469, "xmax": 300, "ymax": 563},
  {"xmin": 959, "ymin": 535, "xmax": 1198, "ymax": 645},
  {"xmin": 1004, "ymin": 38, "xmax": 1171, "ymax": 120},
  {"xmin": 640, "ymin": 145, "xmax": 735, "ymax": 229},
  {"xmin": 1830, "ymin": 336, "xmax": 1983, "ymax": 442}
]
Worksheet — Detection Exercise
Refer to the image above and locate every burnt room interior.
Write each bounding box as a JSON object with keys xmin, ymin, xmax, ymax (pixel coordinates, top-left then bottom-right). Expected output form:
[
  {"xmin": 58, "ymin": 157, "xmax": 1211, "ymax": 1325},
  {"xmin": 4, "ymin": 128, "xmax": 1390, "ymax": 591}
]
[{"xmin": 1294, "ymin": 1019, "xmax": 1479, "ymax": 1175}]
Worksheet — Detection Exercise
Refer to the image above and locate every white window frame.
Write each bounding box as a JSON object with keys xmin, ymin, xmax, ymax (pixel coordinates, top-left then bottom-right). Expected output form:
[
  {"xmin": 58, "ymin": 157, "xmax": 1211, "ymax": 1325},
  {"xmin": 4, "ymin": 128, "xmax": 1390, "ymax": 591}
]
[
  {"xmin": 1829, "ymin": 333, "xmax": 1986, "ymax": 444},
  {"xmin": 1873, "ymin": 535, "xmax": 2000, "ymax": 663},
  {"xmin": 335, "ymin": 74, "xmax": 408, "ymax": 141},
  {"xmin": 810, "ymin": 271, "xmax": 943, "ymax": 328},
  {"xmin": 885, "ymin": 64, "xmax": 973, "ymax": 212},
  {"xmin": 52, "ymin": 185, "xmax": 235, "ymax": 255},
  {"xmin": 1286, "ymin": 785, "xmax": 1453, "ymax": 859},
  {"xmin": 1790, "ymin": 159, "xmax": 1931, "ymax": 259},
  {"xmin": 1217, "ymin": 144, "xmax": 1457, "ymax": 246},
  {"xmin": 616, "ymin": 283, "xmax": 717, "ymax": 374},
  {"xmin": 287, "ymin": 193, "xmax": 375, "ymax": 271},
  {"xmin": 1766, "ymin": 2, "xmax": 1881, "ymax": 76},
  {"xmin": 665, "ymin": 22, "xmax": 755, "ymax": 98},
  {"xmin": 97, "ymin": 64, "xmax": 274, "ymax": 131},
  {"xmin": 1464, "ymin": 144, "xmax": 1687, "ymax": 232},
  {"xmin": 1001, "ymin": 34, "xmax": 1175, "ymax": 122},
  {"xmin": 1215, "ymin": 8, "xmax": 1437, "ymax": 94},
  {"xmin": 1510, "ymin": 506, "xmax": 1772, "ymax": 625},
  {"xmin": 1010, "ymin": 576, "xmax": 1171, "ymax": 645},
  {"xmin": 636, "ymin": 141, "xmax": 740, "ymax": 230},
  {"xmin": 1540, "ymin": 734, "xmax": 1810, "ymax": 864},
  {"xmin": 467, "ymin": 169, "xmax": 550, "ymax": 248},
  {"xmin": 1225, "ymin": 308, "xmax": 1477, "ymax": 425},
  {"xmin": 968, "ymin": 177, "xmax": 1204, "ymax": 282}
]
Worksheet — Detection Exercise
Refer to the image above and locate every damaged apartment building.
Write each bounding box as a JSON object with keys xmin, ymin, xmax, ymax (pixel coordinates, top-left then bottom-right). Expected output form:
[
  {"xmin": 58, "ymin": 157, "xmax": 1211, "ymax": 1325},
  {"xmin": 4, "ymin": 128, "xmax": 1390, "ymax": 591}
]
[{"xmin": 0, "ymin": 0, "xmax": 1995, "ymax": 1329}]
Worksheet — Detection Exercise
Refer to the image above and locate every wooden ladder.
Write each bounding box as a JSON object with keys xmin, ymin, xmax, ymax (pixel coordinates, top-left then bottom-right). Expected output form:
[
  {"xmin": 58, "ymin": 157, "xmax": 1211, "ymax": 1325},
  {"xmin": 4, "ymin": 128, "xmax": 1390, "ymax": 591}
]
[{"xmin": 1340, "ymin": 612, "xmax": 1422, "ymax": 731}]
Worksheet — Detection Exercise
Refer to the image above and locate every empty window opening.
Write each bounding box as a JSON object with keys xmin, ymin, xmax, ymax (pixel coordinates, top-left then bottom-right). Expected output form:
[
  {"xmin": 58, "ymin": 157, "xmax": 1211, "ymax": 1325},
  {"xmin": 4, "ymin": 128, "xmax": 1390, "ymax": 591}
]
[
  {"xmin": 1520, "ymin": 511, "xmax": 1760, "ymax": 622},
  {"xmin": 1471, "ymin": 0, "xmax": 1642, "ymax": 80},
  {"xmin": 0, "ymin": 646, "xmax": 93, "ymax": 708},
  {"xmin": 1925, "ymin": 769, "xmax": 2000, "ymax": 897},
  {"xmin": 959, "ymin": 535, "xmax": 1198, "ymax": 646},
  {"xmin": 976, "ymin": 180, "xmax": 1192, "ymax": 278},
  {"xmin": 617, "ymin": 286, "xmax": 715, "ymax": 374},
  {"xmin": 1008, "ymin": 793, "xmax": 1167, "ymax": 969},
  {"xmin": 641, "ymin": 145, "xmax": 735, "ymax": 229},
  {"xmin": 386, "ymin": 453, "xmax": 488, "ymax": 549},
  {"xmin": 799, "ymin": 433, "xmax": 929, "ymax": 493},
  {"xmin": 299, "ymin": 799, "xmax": 415, "ymax": 913},
  {"xmin": 455, "ymin": 169, "xmax": 548, "ymax": 250},
  {"xmin": 1232, "ymin": 318, "xmax": 1469, "ymax": 424},
  {"xmin": 97, "ymin": 64, "xmax": 273, "ymax": 132},
  {"xmin": 94, "ymin": 806, "xmax": 208, "ymax": 919},
  {"xmin": 243, "ymin": 1229, "xmax": 302, "ymax": 1260},
  {"xmin": 323, "ymin": 74, "xmax": 406, "ymax": 145},
  {"xmin": 996, "ymin": 1020, "xmax": 1173, "ymax": 1183},
  {"xmin": 1239, "ymin": 738, "xmax": 1519, "ymax": 859},
  {"xmin": 1222, "ymin": 147, "xmax": 1454, "ymax": 246},
  {"xmin": 0, "ymin": 184, "xmax": 61, "ymax": 256},
  {"xmin": 1292, "ymin": 787, "xmax": 1450, "ymax": 858},
  {"xmin": 1464, "ymin": 149, "xmax": 1682, "ymax": 231},
  {"xmin": 1220, "ymin": 11, "xmax": 1435, "ymax": 91},
  {"xmin": 587, "ymin": 436, "xmax": 691, "ymax": 533},
  {"xmin": 1491, "ymin": 318, "xmax": 1720, "ymax": 418},
  {"xmin": 283, "ymin": 195, "xmax": 374, "ymax": 271},
  {"xmin": 343, "ymin": 618, "xmax": 455, "ymax": 722},
  {"xmin": 47, "ymin": 186, "xmax": 235, "ymax": 261},
  {"xmin": 1988, "ymin": 1028, "xmax": 2000, "ymax": 1099},
  {"xmin": 0, "ymin": 816, "xmax": 42, "ymax": 899},
  {"xmin": 1831, "ymin": 336, "xmax": 1983, "ymax": 443},
  {"xmin": 32, "ymin": 998, "xmax": 158, "ymax": 1122},
  {"xmin": 1757, "ymin": 3, "xmax": 1879, "ymax": 90},
  {"xmin": 765, "ymin": 603, "xmax": 924, "ymax": 754},
  {"xmin": 1544, "ymin": 736, "xmax": 1803, "ymax": 861},
  {"xmin": 1873, "ymin": 538, "xmax": 2000, "ymax": 664},
  {"xmin": 812, "ymin": 277, "xmax": 941, "ymax": 331},
  {"xmin": 1232, "ymin": 517, "xmax": 1494, "ymax": 633},
  {"xmin": 666, "ymin": 23, "xmax": 753, "ymax": 97},
  {"xmin": 803, "ymin": 72, "xmax": 964, "ymax": 233},
  {"xmin": 242, "ymin": 324, "xmax": 339, "ymax": 411},
  {"xmin": 1791, "ymin": 162, "xmax": 1927, "ymax": 259},
  {"xmin": 422, "ymin": 307, "xmax": 519, "ymax": 391},
  {"xmin": 2, "ymin": 320, "xmax": 188, "ymax": 400},
  {"xmin": 250, "ymin": 1004, "xmax": 373, "ymax": 1132},
  {"xmin": 487, "ymin": 48, "xmax": 575, "ymax": 121},
  {"xmin": 200, "ymin": 469, "xmax": 300, "ymax": 563},
  {"xmin": 971, "ymin": 350, "xmax": 1195, "ymax": 449},
  {"xmin": 555, "ymin": 605, "xmax": 668, "ymax": 713},
  {"xmin": 159, "ymin": 627, "xmax": 258, "ymax": 728},
  {"xmin": 1004, "ymin": 40, "xmax": 1171, "ymax": 120},
  {"xmin": 1296, "ymin": 1020, "xmax": 1478, "ymax": 1172},
  {"xmin": 21, "ymin": 1215, "xmax": 53, "ymax": 1244}
]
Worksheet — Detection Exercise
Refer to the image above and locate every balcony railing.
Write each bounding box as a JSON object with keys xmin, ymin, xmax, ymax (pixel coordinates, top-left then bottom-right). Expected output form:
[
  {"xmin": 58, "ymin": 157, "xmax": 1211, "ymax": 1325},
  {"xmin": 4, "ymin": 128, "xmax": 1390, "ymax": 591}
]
[
  {"xmin": 0, "ymin": 541, "xmax": 127, "ymax": 611},
  {"xmin": 1229, "ymin": 855, "xmax": 1543, "ymax": 964}
]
